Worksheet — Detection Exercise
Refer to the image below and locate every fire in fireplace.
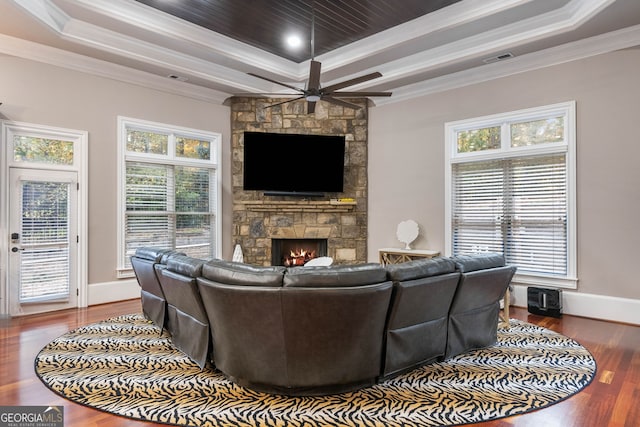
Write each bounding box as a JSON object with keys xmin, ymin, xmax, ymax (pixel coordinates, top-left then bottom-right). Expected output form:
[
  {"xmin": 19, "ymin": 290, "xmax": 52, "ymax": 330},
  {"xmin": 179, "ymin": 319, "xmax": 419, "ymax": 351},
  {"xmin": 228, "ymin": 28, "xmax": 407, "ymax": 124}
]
[{"xmin": 271, "ymin": 239, "xmax": 328, "ymax": 267}]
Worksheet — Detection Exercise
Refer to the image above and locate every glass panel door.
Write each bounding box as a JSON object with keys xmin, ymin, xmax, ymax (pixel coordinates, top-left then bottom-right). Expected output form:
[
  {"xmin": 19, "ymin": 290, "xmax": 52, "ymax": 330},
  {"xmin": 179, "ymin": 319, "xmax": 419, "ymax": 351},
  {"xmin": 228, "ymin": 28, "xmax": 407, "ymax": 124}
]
[{"xmin": 9, "ymin": 168, "xmax": 78, "ymax": 316}]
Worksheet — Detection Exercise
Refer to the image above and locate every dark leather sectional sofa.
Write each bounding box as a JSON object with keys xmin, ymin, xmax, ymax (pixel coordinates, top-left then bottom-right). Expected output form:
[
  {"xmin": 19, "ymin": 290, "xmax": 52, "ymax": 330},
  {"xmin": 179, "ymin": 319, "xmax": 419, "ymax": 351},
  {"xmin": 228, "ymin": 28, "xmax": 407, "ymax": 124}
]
[{"xmin": 132, "ymin": 248, "xmax": 516, "ymax": 396}]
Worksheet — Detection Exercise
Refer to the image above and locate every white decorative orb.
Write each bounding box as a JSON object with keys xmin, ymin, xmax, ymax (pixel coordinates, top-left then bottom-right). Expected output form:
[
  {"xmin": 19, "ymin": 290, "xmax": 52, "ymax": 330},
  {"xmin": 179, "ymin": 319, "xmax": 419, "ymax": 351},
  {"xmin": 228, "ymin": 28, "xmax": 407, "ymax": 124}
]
[{"xmin": 396, "ymin": 220, "xmax": 419, "ymax": 250}]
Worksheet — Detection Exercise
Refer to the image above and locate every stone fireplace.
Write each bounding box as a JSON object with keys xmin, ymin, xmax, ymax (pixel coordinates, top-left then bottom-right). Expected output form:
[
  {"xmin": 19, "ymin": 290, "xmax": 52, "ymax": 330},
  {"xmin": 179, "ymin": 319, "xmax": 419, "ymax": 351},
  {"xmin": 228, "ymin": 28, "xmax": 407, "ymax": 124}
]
[{"xmin": 230, "ymin": 97, "xmax": 369, "ymax": 266}]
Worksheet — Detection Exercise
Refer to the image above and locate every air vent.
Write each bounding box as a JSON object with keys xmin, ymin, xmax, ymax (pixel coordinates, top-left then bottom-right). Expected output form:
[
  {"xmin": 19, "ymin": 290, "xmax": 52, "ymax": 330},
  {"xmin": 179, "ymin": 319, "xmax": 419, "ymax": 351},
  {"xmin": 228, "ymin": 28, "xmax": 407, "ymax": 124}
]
[
  {"xmin": 482, "ymin": 52, "xmax": 514, "ymax": 64},
  {"xmin": 167, "ymin": 74, "xmax": 188, "ymax": 82}
]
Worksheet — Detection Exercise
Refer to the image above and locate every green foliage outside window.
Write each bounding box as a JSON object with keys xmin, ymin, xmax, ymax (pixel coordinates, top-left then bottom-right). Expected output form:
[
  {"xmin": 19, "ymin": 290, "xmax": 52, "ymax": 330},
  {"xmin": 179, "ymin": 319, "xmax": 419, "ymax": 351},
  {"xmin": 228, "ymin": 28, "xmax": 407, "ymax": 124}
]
[
  {"xmin": 126, "ymin": 130, "xmax": 168, "ymax": 155},
  {"xmin": 21, "ymin": 181, "xmax": 69, "ymax": 243},
  {"xmin": 456, "ymin": 126, "xmax": 501, "ymax": 153},
  {"xmin": 511, "ymin": 117, "xmax": 564, "ymax": 147},
  {"xmin": 125, "ymin": 164, "xmax": 168, "ymax": 211},
  {"xmin": 176, "ymin": 137, "xmax": 211, "ymax": 160},
  {"xmin": 13, "ymin": 136, "xmax": 74, "ymax": 165},
  {"xmin": 125, "ymin": 163, "xmax": 211, "ymax": 228},
  {"xmin": 176, "ymin": 167, "xmax": 210, "ymax": 228}
]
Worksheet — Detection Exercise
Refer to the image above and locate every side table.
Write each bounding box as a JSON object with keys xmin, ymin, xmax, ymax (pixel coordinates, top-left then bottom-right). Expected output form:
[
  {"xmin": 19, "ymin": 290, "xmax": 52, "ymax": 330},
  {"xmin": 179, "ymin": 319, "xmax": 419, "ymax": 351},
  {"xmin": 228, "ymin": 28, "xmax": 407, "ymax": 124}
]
[
  {"xmin": 378, "ymin": 248, "xmax": 440, "ymax": 266},
  {"xmin": 500, "ymin": 288, "xmax": 511, "ymax": 329}
]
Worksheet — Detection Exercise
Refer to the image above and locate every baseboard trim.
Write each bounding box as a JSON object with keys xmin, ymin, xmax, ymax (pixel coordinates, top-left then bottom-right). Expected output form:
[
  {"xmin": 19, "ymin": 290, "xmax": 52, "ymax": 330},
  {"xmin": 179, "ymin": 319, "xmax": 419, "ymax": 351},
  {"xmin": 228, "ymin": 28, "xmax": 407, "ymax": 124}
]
[
  {"xmin": 511, "ymin": 284, "xmax": 640, "ymax": 325},
  {"xmin": 88, "ymin": 279, "xmax": 140, "ymax": 306},
  {"xmin": 88, "ymin": 280, "xmax": 639, "ymax": 325}
]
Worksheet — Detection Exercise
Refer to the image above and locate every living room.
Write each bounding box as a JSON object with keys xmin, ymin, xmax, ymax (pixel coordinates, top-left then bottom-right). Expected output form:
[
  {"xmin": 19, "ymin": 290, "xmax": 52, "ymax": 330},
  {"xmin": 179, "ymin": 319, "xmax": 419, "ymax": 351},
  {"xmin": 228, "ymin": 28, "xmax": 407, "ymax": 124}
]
[
  {"xmin": 1, "ymin": 0, "xmax": 638, "ymax": 325},
  {"xmin": 0, "ymin": 1, "xmax": 639, "ymax": 425}
]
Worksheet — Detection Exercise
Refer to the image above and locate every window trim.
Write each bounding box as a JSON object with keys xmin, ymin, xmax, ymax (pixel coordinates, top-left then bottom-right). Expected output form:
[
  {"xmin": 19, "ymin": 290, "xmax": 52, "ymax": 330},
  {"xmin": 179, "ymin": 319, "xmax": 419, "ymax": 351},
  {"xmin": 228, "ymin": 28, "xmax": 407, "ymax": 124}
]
[
  {"xmin": 444, "ymin": 101, "xmax": 577, "ymax": 289},
  {"xmin": 116, "ymin": 116, "xmax": 222, "ymax": 278}
]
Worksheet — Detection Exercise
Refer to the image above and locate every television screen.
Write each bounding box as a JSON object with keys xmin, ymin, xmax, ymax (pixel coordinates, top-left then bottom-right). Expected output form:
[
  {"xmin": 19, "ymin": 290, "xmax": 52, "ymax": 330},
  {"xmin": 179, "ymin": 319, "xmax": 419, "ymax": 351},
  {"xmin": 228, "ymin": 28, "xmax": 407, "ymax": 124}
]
[{"xmin": 243, "ymin": 131, "xmax": 345, "ymax": 195}]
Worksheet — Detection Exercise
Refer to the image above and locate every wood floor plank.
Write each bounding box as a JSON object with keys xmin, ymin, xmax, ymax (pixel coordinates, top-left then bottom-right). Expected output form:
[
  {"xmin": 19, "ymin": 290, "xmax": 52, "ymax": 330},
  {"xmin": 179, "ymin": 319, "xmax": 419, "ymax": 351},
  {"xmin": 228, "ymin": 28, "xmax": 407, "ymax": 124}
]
[{"xmin": 1, "ymin": 300, "xmax": 639, "ymax": 427}]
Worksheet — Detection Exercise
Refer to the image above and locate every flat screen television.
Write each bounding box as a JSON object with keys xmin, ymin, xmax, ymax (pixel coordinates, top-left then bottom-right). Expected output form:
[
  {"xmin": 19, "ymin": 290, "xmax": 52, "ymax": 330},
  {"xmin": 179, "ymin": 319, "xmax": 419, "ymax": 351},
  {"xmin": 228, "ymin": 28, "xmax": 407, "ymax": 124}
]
[{"xmin": 243, "ymin": 131, "xmax": 345, "ymax": 196}]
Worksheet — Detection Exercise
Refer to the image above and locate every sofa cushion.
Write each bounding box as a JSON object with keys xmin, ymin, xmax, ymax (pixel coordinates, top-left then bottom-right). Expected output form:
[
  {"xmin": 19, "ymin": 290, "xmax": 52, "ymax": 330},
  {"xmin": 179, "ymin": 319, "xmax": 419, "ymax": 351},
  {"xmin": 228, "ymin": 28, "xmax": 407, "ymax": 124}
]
[
  {"xmin": 452, "ymin": 253, "xmax": 505, "ymax": 273},
  {"xmin": 166, "ymin": 255, "xmax": 204, "ymax": 278},
  {"xmin": 385, "ymin": 257, "xmax": 456, "ymax": 282},
  {"xmin": 202, "ymin": 259, "xmax": 286, "ymax": 287},
  {"xmin": 134, "ymin": 247, "xmax": 172, "ymax": 262},
  {"xmin": 283, "ymin": 263, "xmax": 387, "ymax": 288}
]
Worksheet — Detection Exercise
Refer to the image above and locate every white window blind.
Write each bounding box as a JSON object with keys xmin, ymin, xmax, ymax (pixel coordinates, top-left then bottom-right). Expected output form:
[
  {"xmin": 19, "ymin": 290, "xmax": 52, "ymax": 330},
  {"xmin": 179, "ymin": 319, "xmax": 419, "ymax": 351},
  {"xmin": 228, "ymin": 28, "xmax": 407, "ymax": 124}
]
[
  {"xmin": 452, "ymin": 154, "xmax": 567, "ymax": 276},
  {"xmin": 125, "ymin": 162, "xmax": 173, "ymax": 260},
  {"xmin": 20, "ymin": 181, "xmax": 70, "ymax": 302},
  {"xmin": 124, "ymin": 162, "xmax": 215, "ymax": 268}
]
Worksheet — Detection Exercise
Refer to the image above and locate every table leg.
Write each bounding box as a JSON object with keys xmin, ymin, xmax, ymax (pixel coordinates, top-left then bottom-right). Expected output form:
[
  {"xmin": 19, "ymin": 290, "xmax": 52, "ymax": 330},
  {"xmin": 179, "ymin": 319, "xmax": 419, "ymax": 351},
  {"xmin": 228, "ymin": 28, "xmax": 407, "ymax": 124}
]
[{"xmin": 500, "ymin": 288, "xmax": 510, "ymax": 329}]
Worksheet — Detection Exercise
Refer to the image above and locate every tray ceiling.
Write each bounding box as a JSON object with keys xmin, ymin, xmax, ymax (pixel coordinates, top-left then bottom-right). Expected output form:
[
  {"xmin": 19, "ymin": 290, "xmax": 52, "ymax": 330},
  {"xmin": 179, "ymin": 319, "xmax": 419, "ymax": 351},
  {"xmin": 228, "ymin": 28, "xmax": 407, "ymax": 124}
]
[
  {"xmin": 134, "ymin": 0, "xmax": 463, "ymax": 63},
  {"xmin": 1, "ymin": 0, "xmax": 639, "ymax": 105}
]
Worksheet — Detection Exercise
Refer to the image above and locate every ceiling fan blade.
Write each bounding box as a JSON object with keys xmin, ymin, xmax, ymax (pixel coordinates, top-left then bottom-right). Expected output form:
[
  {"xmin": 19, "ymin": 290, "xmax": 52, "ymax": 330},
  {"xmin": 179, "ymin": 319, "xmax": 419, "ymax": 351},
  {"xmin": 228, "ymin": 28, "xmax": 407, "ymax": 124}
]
[
  {"xmin": 247, "ymin": 73, "xmax": 303, "ymax": 93},
  {"xmin": 321, "ymin": 72, "xmax": 383, "ymax": 94},
  {"xmin": 263, "ymin": 96, "xmax": 305, "ymax": 109},
  {"xmin": 330, "ymin": 91, "xmax": 392, "ymax": 97},
  {"xmin": 307, "ymin": 101, "xmax": 317, "ymax": 114},
  {"xmin": 308, "ymin": 60, "xmax": 321, "ymax": 91},
  {"xmin": 321, "ymin": 96, "xmax": 363, "ymax": 110},
  {"xmin": 233, "ymin": 93, "xmax": 300, "ymax": 97}
]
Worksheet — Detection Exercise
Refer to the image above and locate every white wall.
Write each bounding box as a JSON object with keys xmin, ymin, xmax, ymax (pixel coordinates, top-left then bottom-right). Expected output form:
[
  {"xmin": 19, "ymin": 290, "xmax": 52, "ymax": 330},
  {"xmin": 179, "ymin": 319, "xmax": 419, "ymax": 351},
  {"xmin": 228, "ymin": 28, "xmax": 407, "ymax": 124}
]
[
  {"xmin": 368, "ymin": 49, "xmax": 640, "ymax": 323},
  {"xmin": 0, "ymin": 55, "xmax": 232, "ymax": 304}
]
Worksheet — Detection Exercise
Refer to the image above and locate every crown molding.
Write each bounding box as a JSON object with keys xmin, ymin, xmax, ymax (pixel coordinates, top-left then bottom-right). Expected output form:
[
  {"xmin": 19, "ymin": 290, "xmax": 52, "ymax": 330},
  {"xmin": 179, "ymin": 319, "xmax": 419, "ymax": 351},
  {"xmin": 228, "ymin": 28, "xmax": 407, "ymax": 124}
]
[
  {"xmin": 11, "ymin": 0, "xmax": 292, "ymax": 92},
  {"xmin": 62, "ymin": 19, "xmax": 269, "ymax": 93},
  {"xmin": 2, "ymin": 22, "xmax": 638, "ymax": 108},
  {"xmin": 0, "ymin": 33, "xmax": 228, "ymax": 104},
  {"xmin": 317, "ymin": 0, "xmax": 533, "ymax": 71},
  {"xmin": 377, "ymin": 24, "xmax": 640, "ymax": 106},
  {"xmin": 12, "ymin": 0, "xmax": 67, "ymax": 32},
  {"xmin": 70, "ymin": 0, "xmax": 303, "ymax": 80},
  {"xmin": 320, "ymin": 0, "xmax": 615, "ymax": 90}
]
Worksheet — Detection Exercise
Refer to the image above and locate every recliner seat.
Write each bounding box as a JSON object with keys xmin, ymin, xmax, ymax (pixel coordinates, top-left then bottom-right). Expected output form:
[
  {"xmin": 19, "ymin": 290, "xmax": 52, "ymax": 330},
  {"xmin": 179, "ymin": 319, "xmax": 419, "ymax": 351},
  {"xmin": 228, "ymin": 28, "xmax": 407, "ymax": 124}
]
[
  {"xmin": 382, "ymin": 257, "xmax": 460, "ymax": 379},
  {"xmin": 197, "ymin": 262, "xmax": 393, "ymax": 395},
  {"xmin": 156, "ymin": 254, "xmax": 210, "ymax": 369},
  {"xmin": 131, "ymin": 247, "xmax": 173, "ymax": 328},
  {"xmin": 445, "ymin": 253, "xmax": 517, "ymax": 359}
]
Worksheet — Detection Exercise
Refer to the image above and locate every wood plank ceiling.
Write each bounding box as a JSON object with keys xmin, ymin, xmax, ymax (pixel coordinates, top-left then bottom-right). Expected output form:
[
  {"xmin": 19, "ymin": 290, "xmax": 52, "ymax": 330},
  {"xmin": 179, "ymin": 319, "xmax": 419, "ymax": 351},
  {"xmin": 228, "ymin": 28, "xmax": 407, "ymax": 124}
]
[{"xmin": 134, "ymin": 0, "xmax": 462, "ymax": 62}]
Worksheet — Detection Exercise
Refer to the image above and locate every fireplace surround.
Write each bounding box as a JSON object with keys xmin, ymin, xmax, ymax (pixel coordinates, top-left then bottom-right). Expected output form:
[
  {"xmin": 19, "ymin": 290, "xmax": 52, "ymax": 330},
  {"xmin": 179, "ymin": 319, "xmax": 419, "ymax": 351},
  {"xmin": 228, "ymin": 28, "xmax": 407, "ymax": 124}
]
[{"xmin": 230, "ymin": 97, "xmax": 369, "ymax": 266}]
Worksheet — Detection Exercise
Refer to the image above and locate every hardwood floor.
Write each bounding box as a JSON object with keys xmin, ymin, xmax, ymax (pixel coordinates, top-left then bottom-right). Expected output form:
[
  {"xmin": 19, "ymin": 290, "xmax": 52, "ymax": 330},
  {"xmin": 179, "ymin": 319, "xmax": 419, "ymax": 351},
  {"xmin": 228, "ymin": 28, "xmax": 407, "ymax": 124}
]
[{"xmin": 1, "ymin": 300, "xmax": 638, "ymax": 427}]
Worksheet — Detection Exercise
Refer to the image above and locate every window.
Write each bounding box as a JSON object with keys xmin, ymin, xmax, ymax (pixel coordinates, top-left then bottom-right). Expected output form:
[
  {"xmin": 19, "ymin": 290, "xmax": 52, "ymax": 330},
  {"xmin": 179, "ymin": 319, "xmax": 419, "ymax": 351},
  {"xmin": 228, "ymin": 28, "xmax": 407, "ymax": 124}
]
[
  {"xmin": 117, "ymin": 117, "xmax": 221, "ymax": 277},
  {"xmin": 445, "ymin": 102, "xmax": 576, "ymax": 288}
]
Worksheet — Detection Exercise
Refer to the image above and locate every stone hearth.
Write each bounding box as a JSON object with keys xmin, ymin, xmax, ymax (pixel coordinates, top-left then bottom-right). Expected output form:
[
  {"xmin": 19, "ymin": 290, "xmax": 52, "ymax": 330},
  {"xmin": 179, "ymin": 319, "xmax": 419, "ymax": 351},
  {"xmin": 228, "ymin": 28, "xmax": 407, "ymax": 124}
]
[{"xmin": 231, "ymin": 97, "xmax": 369, "ymax": 266}]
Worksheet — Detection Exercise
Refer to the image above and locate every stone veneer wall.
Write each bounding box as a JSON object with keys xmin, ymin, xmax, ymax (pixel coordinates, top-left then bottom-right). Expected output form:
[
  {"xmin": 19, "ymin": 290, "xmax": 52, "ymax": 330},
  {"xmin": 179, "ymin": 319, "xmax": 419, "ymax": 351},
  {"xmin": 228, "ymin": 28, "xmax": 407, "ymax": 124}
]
[{"xmin": 231, "ymin": 97, "xmax": 369, "ymax": 266}]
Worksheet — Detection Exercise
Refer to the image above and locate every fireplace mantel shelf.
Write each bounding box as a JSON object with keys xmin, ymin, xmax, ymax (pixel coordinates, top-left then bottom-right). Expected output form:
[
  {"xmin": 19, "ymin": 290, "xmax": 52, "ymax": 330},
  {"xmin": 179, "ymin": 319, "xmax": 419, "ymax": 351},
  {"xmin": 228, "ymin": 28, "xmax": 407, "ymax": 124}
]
[{"xmin": 238, "ymin": 200, "xmax": 356, "ymax": 213}]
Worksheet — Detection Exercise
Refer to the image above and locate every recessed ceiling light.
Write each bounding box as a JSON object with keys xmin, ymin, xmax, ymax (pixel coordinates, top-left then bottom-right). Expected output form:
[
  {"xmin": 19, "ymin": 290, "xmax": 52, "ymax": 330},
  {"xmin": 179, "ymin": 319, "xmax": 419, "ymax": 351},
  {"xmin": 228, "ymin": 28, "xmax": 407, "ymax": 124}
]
[{"xmin": 286, "ymin": 34, "xmax": 302, "ymax": 49}]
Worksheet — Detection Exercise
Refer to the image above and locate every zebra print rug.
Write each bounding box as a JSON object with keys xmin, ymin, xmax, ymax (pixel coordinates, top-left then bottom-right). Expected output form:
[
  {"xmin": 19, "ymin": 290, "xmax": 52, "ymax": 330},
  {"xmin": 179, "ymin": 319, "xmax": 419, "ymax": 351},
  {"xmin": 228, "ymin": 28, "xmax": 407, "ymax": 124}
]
[{"xmin": 35, "ymin": 314, "xmax": 595, "ymax": 427}]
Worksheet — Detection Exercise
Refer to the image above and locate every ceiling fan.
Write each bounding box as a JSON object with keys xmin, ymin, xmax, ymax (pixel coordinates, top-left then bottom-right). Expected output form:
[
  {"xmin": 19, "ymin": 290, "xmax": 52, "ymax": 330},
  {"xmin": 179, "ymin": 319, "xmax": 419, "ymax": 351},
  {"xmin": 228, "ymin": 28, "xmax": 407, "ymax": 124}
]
[{"xmin": 245, "ymin": 7, "xmax": 391, "ymax": 114}]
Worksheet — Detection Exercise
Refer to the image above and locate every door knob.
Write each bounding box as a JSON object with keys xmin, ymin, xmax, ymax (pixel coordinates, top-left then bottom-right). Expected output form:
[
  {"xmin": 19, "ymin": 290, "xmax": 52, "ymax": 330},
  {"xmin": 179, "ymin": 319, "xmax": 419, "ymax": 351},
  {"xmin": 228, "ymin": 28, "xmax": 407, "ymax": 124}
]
[{"xmin": 11, "ymin": 247, "xmax": 20, "ymax": 253}]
